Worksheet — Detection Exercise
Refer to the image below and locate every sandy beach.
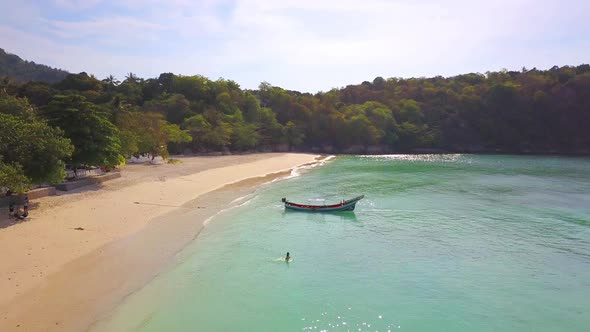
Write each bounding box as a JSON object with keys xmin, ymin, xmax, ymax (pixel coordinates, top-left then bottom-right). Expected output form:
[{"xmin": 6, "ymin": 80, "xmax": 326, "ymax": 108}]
[{"xmin": 0, "ymin": 153, "xmax": 319, "ymax": 331}]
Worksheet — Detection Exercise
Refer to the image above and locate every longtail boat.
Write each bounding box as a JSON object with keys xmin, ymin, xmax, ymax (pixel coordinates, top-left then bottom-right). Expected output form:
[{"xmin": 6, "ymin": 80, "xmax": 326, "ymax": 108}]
[{"xmin": 281, "ymin": 195, "xmax": 364, "ymax": 212}]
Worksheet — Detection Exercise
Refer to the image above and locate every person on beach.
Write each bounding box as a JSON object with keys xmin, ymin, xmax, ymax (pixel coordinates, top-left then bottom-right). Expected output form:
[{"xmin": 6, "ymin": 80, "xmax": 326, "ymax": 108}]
[
  {"xmin": 285, "ymin": 252, "xmax": 291, "ymax": 262},
  {"xmin": 8, "ymin": 203, "xmax": 15, "ymax": 218},
  {"xmin": 21, "ymin": 196, "xmax": 29, "ymax": 219}
]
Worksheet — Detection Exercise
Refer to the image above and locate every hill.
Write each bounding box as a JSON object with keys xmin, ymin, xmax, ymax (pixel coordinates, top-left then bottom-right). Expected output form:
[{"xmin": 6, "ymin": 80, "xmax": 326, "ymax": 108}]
[{"xmin": 0, "ymin": 48, "xmax": 69, "ymax": 84}]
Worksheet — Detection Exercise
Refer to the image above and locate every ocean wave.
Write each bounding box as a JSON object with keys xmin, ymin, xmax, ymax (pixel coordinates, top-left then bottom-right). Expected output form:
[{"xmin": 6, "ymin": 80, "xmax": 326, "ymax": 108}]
[
  {"xmin": 203, "ymin": 194, "xmax": 255, "ymax": 226},
  {"xmin": 360, "ymin": 154, "xmax": 465, "ymax": 163},
  {"xmin": 265, "ymin": 155, "xmax": 336, "ymax": 184},
  {"xmin": 230, "ymin": 194, "xmax": 253, "ymax": 205}
]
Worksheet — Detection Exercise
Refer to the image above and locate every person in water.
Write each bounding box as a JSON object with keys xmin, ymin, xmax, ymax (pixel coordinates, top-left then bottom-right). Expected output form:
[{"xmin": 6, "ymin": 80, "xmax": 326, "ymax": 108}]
[{"xmin": 285, "ymin": 252, "xmax": 291, "ymax": 262}]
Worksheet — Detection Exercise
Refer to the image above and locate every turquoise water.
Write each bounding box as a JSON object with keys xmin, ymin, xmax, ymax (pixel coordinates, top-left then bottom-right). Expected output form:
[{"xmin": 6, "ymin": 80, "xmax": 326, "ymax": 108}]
[{"xmin": 94, "ymin": 155, "xmax": 590, "ymax": 332}]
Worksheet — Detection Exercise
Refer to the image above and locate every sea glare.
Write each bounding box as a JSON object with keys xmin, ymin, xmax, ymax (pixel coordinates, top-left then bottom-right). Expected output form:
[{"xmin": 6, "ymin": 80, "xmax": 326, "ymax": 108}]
[{"xmin": 93, "ymin": 155, "xmax": 590, "ymax": 332}]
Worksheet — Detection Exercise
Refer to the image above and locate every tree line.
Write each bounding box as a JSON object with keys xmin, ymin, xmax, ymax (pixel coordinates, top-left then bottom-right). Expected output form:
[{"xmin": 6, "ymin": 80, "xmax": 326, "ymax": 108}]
[{"xmin": 1, "ymin": 64, "xmax": 590, "ymax": 192}]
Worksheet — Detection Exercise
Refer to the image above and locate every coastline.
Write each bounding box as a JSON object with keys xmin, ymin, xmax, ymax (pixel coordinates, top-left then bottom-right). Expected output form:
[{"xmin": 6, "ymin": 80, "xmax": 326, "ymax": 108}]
[{"xmin": 0, "ymin": 153, "xmax": 321, "ymax": 332}]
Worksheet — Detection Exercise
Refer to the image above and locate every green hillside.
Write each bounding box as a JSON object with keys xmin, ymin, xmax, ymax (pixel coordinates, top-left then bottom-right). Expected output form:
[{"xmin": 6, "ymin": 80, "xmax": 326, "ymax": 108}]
[{"xmin": 0, "ymin": 48, "xmax": 69, "ymax": 84}]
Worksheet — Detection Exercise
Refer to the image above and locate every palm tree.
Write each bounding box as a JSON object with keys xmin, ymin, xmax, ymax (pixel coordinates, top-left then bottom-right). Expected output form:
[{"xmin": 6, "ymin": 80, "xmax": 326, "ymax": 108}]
[
  {"xmin": 125, "ymin": 72, "xmax": 138, "ymax": 84},
  {"xmin": 102, "ymin": 75, "xmax": 120, "ymax": 86}
]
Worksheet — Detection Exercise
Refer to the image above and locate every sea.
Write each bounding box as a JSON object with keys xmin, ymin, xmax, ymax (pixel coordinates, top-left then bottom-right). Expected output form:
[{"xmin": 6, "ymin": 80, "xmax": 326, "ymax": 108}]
[{"xmin": 92, "ymin": 154, "xmax": 590, "ymax": 332}]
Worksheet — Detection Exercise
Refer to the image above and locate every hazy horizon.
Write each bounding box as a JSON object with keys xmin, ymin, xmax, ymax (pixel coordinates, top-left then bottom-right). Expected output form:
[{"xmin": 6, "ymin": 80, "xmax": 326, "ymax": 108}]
[{"xmin": 1, "ymin": 0, "xmax": 589, "ymax": 92}]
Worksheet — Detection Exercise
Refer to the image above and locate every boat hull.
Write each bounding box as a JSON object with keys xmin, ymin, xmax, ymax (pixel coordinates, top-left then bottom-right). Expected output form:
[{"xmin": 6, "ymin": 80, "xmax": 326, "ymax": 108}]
[{"xmin": 283, "ymin": 195, "xmax": 364, "ymax": 212}]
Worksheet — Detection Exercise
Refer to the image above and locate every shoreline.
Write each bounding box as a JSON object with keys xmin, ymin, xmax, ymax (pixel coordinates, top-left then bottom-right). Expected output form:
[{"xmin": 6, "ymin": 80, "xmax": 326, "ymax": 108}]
[{"xmin": 0, "ymin": 153, "xmax": 322, "ymax": 332}]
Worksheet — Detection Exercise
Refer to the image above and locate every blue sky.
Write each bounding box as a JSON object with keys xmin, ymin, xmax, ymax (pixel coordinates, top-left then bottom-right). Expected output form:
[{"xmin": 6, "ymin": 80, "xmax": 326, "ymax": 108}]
[{"xmin": 1, "ymin": 0, "xmax": 589, "ymax": 92}]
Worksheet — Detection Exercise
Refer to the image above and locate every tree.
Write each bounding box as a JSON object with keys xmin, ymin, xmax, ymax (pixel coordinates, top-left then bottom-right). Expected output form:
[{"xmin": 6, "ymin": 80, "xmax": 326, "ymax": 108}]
[
  {"xmin": 159, "ymin": 121, "xmax": 192, "ymax": 157},
  {"xmin": 170, "ymin": 75, "xmax": 210, "ymax": 101},
  {"xmin": 143, "ymin": 93, "xmax": 193, "ymax": 124},
  {"xmin": 157, "ymin": 73, "xmax": 175, "ymax": 93},
  {"xmin": 0, "ymin": 161, "xmax": 31, "ymax": 193},
  {"xmin": 0, "ymin": 113, "xmax": 73, "ymax": 184},
  {"xmin": 183, "ymin": 114, "xmax": 233, "ymax": 150},
  {"xmin": 346, "ymin": 101, "xmax": 397, "ymax": 145},
  {"xmin": 257, "ymin": 107, "xmax": 284, "ymax": 145},
  {"xmin": 55, "ymin": 72, "xmax": 102, "ymax": 92},
  {"xmin": 347, "ymin": 114, "xmax": 381, "ymax": 145},
  {"xmin": 116, "ymin": 79, "xmax": 143, "ymax": 105},
  {"xmin": 207, "ymin": 122, "xmax": 233, "ymax": 149},
  {"xmin": 373, "ymin": 76, "xmax": 386, "ymax": 90},
  {"xmin": 398, "ymin": 99, "xmax": 424, "ymax": 124},
  {"xmin": 125, "ymin": 72, "xmax": 138, "ymax": 84},
  {"xmin": 43, "ymin": 95, "xmax": 124, "ymax": 167},
  {"xmin": 183, "ymin": 114, "xmax": 213, "ymax": 151},
  {"xmin": 18, "ymin": 81, "xmax": 55, "ymax": 106},
  {"xmin": 0, "ymin": 93, "xmax": 36, "ymax": 119},
  {"xmin": 243, "ymin": 92, "xmax": 261, "ymax": 122},
  {"xmin": 284, "ymin": 121, "xmax": 305, "ymax": 149},
  {"xmin": 102, "ymin": 75, "xmax": 120, "ymax": 87},
  {"xmin": 120, "ymin": 112, "xmax": 191, "ymax": 159},
  {"xmin": 397, "ymin": 122, "xmax": 425, "ymax": 149},
  {"xmin": 216, "ymin": 91, "xmax": 239, "ymax": 115},
  {"xmin": 231, "ymin": 122, "xmax": 260, "ymax": 150}
]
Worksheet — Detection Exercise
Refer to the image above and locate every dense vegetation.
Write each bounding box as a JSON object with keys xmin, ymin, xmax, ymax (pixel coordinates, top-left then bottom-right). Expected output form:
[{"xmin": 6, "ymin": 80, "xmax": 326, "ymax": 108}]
[
  {"xmin": 1, "ymin": 56, "xmax": 590, "ymax": 192},
  {"xmin": 0, "ymin": 49, "xmax": 69, "ymax": 84}
]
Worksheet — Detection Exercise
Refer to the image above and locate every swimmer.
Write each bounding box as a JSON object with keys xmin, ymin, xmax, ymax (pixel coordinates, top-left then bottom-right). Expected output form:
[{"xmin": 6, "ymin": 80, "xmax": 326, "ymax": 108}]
[{"xmin": 285, "ymin": 252, "xmax": 291, "ymax": 262}]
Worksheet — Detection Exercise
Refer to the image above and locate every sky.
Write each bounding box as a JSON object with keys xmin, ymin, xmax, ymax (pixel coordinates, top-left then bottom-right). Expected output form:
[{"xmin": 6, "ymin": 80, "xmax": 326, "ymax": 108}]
[{"xmin": 1, "ymin": 0, "xmax": 589, "ymax": 92}]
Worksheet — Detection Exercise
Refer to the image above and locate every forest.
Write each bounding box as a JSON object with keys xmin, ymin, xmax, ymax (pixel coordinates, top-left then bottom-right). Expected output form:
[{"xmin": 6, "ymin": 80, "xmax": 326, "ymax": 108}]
[{"xmin": 1, "ymin": 62, "xmax": 590, "ymax": 192}]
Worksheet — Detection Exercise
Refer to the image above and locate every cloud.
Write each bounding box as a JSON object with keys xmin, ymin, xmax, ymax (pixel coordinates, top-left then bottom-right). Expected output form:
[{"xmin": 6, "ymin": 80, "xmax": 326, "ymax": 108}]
[
  {"xmin": 53, "ymin": 0, "xmax": 104, "ymax": 11},
  {"xmin": 42, "ymin": 16, "xmax": 165, "ymax": 46},
  {"xmin": 1, "ymin": 0, "xmax": 589, "ymax": 92}
]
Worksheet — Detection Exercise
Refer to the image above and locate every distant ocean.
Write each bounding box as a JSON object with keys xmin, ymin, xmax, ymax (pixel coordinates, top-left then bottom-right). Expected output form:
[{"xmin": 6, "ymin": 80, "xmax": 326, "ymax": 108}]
[{"xmin": 93, "ymin": 155, "xmax": 590, "ymax": 332}]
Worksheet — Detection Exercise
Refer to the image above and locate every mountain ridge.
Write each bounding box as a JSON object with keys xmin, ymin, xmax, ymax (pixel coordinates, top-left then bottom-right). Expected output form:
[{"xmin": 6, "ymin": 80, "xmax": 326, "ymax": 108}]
[{"xmin": 0, "ymin": 48, "xmax": 69, "ymax": 84}]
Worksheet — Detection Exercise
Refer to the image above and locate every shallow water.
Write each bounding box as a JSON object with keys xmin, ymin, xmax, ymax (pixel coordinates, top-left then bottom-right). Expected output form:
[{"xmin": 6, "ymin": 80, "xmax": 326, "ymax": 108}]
[{"xmin": 93, "ymin": 155, "xmax": 590, "ymax": 332}]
